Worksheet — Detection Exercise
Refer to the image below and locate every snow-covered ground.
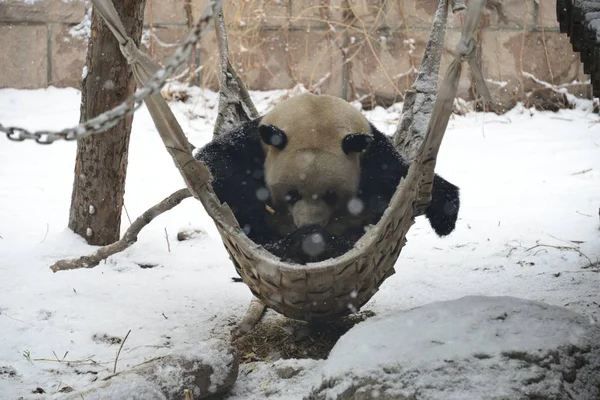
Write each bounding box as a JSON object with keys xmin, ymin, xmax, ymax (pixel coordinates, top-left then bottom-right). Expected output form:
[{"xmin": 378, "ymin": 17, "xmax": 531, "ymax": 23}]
[{"xmin": 0, "ymin": 86, "xmax": 599, "ymax": 399}]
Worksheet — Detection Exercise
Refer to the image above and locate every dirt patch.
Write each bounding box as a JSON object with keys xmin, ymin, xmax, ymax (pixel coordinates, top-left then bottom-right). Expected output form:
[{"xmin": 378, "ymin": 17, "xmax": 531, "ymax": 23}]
[
  {"xmin": 92, "ymin": 333, "xmax": 122, "ymax": 345},
  {"xmin": 232, "ymin": 310, "xmax": 375, "ymax": 362},
  {"xmin": 0, "ymin": 366, "xmax": 18, "ymax": 379}
]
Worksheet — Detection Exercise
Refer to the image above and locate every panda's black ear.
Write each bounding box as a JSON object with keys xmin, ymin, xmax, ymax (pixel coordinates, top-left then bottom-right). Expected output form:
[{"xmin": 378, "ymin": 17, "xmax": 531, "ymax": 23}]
[
  {"xmin": 342, "ymin": 133, "xmax": 373, "ymax": 154},
  {"xmin": 259, "ymin": 124, "xmax": 288, "ymax": 150}
]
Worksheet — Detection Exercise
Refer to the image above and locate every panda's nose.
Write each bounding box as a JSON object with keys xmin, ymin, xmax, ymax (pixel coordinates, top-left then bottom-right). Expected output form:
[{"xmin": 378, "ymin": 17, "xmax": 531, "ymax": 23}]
[{"xmin": 292, "ymin": 200, "xmax": 330, "ymax": 228}]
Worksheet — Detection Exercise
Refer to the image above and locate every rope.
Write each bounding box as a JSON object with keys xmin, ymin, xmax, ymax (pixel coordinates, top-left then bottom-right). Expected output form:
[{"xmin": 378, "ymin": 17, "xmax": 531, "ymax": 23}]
[
  {"xmin": 397, "ymin": 0, "xmax": 491, "ymax": 215},
  {"xmin": 394, "ymin": 0, "xmax": 491, "ymax": 164}
]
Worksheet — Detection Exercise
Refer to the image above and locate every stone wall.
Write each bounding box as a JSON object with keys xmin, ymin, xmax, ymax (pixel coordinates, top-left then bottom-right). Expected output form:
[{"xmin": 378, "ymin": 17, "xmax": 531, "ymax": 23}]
[{"xmin": 0, "ymin": 0, "xmax": 591, "ymax": 108}]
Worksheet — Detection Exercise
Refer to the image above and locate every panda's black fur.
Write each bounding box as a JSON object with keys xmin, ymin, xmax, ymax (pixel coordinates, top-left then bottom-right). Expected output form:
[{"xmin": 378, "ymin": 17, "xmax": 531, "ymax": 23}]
[
  {"xmin": 359, "ymin": 125, "xmax": 460, "ymax": 237},
  {"xmin": 195, "ymin": 118, "xmax": 460, "ymax": 264},
  {"xmin": 193, "ymin": 119, "xmax": 277, "ymax": 246}
]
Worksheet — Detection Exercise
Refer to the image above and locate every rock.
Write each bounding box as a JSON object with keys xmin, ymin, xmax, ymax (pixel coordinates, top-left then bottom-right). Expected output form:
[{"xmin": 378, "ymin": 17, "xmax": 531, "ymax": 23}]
[
  {"xmin": 276, "ymin": 366, "xmax": 302, "ymax": 379},
  {"xmin": 487, "ymin": 78, "xmax": 519, "ymax": 114},
  {"xmin": 0, "ymin": 365, "xmax": 18, "ymax": 378},
  {"xmin": 308, "ymin": 296, "xmax": 600, "ymax": 400},
  {"xmin": 64, "ymin": 340, "xmax": 239, "ymax": 400},
  {"xmin": 228, "ymin": 359, "xmax": 323, "ymax": 399},
  {"xmin": 177, "ymin": 229, "xmax": 206, "ymax": 242},
  {"xmin": 92, "ymin": 333, "xmax": 123, "ymax": 345}
]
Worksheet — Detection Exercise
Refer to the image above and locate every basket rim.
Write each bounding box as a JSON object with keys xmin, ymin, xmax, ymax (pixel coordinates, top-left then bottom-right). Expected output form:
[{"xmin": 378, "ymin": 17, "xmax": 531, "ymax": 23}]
[{"xmin": 214, "ymin": 166, "xmax": 417, "ymax": 273}]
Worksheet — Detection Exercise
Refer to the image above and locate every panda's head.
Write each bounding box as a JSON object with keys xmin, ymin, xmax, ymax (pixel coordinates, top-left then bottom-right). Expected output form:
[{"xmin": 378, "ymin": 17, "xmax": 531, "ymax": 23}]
[{"xmin": 258, "ymin": 93, "xmax": 373, "ymax": 231}]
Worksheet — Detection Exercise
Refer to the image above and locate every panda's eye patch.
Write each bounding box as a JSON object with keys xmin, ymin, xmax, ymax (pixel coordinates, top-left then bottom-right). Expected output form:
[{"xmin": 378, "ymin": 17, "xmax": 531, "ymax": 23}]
[
  {"xmin": 342, "ymin": 133, "xmax": 373, "ymax": 154},
  {"xmin": 284, "ymin": 189, "xmax": 301, "ymax": 204},
  {"xmin": 258, "ymin": 124, "xmax": 288, "ymax": 150},
  {"xmin": 323, "ymin": 189, "xmax": 338, "ymax": 206}
]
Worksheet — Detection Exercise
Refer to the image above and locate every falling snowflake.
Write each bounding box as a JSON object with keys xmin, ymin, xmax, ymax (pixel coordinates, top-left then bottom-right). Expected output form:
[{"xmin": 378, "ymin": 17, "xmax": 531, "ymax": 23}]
[
  {"xmin": 256, "ymin": 187, "xmax": 269, "ymax": 201},
  {"xmin": 103, "ymin": 80, "xmax": 115, "ymax": 90},
  {"xmin": 301, "ymin": 233, "xmax": 325, "ymax": 257},
  {"xmin": 347, "ymin": 198, "xmax": 364, "ymax": 216}
]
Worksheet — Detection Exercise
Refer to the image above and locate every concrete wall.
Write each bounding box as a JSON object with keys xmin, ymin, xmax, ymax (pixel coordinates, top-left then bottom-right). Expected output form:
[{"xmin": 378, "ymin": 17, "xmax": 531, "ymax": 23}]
[{"xmin": 0, "ymin": 0, "xmax": 591, "ymax": 107}]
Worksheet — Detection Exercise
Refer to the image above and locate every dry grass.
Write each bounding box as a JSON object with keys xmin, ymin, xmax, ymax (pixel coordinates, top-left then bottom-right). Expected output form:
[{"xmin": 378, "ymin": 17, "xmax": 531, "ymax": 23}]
[
  {"xmin": 154, "ymin": 2, "xmax": 597, "ymax": 111},
  {"xmin": 193, "ymin": 0, "xmax": 409, "ymax": 107},
  {"xmin": 232, "ymin": 310, "xmax": 376, "ymax": 363}
]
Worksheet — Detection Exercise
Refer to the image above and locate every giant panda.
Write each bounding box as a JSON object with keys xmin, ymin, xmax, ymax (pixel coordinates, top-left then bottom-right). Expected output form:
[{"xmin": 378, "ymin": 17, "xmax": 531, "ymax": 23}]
[{"xmin": 195, "ymin": 93, "xmax": 460, "ymax": 264}]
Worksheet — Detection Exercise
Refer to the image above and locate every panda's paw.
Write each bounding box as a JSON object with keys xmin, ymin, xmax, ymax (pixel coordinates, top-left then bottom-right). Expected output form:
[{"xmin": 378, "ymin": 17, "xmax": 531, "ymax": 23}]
[
  {"xmin": 426, "ymin": 205, "xmax": 459, "ymax": 236},
  {"xmin": 269, "ymin": 225, "xmax": 355, "ymax": 264},
  {"xmin": 427, "ymin": 177, "xmax": 460, "ymax": 236}
]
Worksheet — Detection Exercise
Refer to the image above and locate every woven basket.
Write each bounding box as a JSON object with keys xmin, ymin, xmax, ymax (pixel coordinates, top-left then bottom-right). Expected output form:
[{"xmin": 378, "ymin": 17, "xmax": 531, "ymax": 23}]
[
  {"xmin": 208, "ymin": 159, "xmax": 423, "ymax": 321},
  {"xmin": 198, "ymin": 0, "xmax": 469, "ymax": 322}
]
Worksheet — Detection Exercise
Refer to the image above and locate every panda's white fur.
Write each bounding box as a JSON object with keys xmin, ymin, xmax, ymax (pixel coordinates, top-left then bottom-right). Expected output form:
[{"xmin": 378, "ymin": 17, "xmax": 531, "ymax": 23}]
[{"xmin": 259, "ymin": 93, "xmax": 373, "ymax": 235}]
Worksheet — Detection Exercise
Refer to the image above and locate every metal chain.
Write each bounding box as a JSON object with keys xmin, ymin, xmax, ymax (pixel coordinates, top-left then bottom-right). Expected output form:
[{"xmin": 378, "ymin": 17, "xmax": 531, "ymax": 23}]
[{"xmin": 1, "ymin": 1, "xmax": 218, "ymax": 145}]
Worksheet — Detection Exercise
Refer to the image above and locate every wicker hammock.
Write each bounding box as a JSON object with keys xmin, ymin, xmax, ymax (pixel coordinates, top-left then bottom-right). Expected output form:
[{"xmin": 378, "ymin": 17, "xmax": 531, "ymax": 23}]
[{"xmin": 91, "ymin": 0, "xmax": 489, "ymax": 322}]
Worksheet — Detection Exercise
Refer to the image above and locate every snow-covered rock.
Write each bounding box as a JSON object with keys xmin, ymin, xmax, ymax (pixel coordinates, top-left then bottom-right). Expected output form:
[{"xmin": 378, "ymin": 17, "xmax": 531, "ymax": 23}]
[
  {"xmin": 63, "ymin": 340, "xmax": 239, "ymax": 400},
  {"xmin": 228, "ymin": 359, "xmax": 324, "ymax": 399},
  {"xmin": 309, "ymin": 296, "xmax": 600, "ymax": 400}
]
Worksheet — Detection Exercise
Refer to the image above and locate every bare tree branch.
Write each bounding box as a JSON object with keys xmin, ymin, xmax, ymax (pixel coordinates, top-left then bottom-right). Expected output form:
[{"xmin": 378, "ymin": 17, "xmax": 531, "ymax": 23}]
[
  {"xmin": 231, "ymin": 297, "xmax": 267, "ymax": 340},
  {"xmin": 50, "ymin": 189, "xmax": 191, "ymax": 273}
]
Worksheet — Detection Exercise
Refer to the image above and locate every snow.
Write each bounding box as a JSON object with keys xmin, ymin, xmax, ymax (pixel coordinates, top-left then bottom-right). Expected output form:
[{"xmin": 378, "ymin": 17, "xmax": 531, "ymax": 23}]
[
  {"xmin": 68, "ymin": 7, "xmax": 91, "ymax": 41},
  {"xmin": 317, "ymin": 296, "xmax": 600, "ymax": 399},
  {"xmin": 229, "ymin": 359, "xmax": 323, "ymax": 399},
  {"xmin": 67, "ymin": 376, "xmax": 167, "ymax": 400},
  {"xmin": 325, "ymin": 296, "xmax": 595, "ymax": 375},
  {"xmin": 485, "ymin": 78, "xmax": 508, "ymax": 88},
  {"xmin": 0, "ymin": 85, "xmax": 599, "ymax": 399}
]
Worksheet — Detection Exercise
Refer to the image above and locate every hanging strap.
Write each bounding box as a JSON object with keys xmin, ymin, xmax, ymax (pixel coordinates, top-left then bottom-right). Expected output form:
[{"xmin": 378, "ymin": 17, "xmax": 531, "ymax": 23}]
[
  {"xmin": 90, "ymin": 0, "xmax": 198, "ymax": 154},
  {"xmin": 409, "ymin": 0, "xmax": 491, "ymax": 215},
  {"xmin": 213, "ymin": 8, "xmax": 259, "ymax": 137},
  {"xmin": 89, "ymin": 0, "xmax": 241, "ymax": 230},
  {"xmin": 394, "ymin": 0, "xmax": 491, "ymax": 164}
]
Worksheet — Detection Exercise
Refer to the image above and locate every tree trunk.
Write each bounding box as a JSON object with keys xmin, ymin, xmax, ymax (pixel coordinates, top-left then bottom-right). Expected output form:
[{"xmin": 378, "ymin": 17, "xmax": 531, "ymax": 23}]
[{"xmin": 69, "ymin": 0, "xmax": 147, "ymax": 246}]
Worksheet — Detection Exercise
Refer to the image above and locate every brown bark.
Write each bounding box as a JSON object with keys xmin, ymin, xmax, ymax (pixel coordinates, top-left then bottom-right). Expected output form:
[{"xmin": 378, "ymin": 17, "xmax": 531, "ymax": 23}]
[{"xmin": 69, "ymin": 0, "xmax": 147, "ymax": 245}]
